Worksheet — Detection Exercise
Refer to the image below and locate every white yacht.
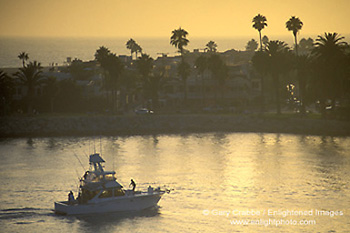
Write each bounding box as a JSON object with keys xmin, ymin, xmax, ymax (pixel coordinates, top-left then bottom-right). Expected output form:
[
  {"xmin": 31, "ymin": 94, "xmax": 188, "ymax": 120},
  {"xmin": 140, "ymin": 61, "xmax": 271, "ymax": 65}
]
[{"xmin": 54, "ymin": 153, "xmax": 167, "ymax": 215}]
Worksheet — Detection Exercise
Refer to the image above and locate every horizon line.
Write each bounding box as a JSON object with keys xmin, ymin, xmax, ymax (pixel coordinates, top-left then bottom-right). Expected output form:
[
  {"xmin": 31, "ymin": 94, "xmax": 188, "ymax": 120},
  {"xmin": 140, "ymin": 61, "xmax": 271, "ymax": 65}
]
[{"xmin": 1, "ymin": 33, "xmax": 350, "ymax": 40}]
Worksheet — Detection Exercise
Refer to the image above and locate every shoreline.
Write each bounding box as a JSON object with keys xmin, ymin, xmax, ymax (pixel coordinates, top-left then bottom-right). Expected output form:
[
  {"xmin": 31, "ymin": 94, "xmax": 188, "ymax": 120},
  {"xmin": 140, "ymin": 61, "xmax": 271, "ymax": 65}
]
[{"xmin": 1, "ymin": 115, "xmax": 350, "ymax": 138}]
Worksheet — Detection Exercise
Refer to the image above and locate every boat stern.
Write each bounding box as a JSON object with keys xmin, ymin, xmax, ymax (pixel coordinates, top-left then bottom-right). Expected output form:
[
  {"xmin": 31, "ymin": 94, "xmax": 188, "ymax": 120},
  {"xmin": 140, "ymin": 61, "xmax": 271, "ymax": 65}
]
[{"xmin": 54, "ymin": 201, "xmax": 70, "ymax": 215}]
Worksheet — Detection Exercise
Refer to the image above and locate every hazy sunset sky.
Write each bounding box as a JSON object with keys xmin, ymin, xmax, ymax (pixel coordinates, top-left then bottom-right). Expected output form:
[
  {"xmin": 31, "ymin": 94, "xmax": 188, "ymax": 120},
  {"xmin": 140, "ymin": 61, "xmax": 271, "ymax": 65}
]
[{"xmin": 1, "ymin": 0, "xmax": 349, "ymax": 38}]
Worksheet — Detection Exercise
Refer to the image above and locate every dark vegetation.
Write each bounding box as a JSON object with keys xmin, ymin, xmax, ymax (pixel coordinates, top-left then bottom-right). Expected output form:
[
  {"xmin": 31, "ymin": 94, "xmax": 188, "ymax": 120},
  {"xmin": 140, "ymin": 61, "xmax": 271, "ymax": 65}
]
[{"xmin": 1, "ymin": 15, "xmax": 350, "ymax": 121}]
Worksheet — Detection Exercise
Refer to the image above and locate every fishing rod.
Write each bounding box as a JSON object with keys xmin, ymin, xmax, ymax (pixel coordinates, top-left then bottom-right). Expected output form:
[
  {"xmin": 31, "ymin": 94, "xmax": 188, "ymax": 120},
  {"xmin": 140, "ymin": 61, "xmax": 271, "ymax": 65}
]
[
  {"xmin": 73, "ymin": 168, "xmax": 81, "ymax": 193},
  {"xmin": 73, "ymin": 151, "xmax": 86, "ymax": 171}
]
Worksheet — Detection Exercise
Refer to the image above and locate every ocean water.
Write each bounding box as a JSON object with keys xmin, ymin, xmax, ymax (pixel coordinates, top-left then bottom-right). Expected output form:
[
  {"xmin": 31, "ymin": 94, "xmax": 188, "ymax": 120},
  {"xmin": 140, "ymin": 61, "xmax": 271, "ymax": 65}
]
[
  {"xmin": 0, "ymin": 36, "xmax": 287, "ymax": 68},
  {"xmin": 0, "ymin": 133, "xmax": 349, "ymax": 232},
  {"xmin": 1, "ymin": 34, "xmax": 349, "ymax": 69}
]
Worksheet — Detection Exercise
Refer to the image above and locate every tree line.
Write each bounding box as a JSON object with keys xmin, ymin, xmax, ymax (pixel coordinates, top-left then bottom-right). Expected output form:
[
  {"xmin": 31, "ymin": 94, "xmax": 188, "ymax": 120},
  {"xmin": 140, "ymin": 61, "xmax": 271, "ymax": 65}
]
[
  {"xmin": 251, "ymin": 14, "xmax": 350, "ymax": 116},
  {"xmin": 1, "ymin": 17, "xmax": 349, "ymax": 117},
  {"xmin": 0, "ymin": 55, "xmax": 86, "ymax": 115}
]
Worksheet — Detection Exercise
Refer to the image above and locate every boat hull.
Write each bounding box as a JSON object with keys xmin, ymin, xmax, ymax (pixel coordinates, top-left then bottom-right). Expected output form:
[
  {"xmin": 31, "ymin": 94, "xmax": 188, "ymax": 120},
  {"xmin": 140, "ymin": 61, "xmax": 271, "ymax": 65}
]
[{"xmin": 54, "ymin": 192, "xmax": 164, "ymax": 215}]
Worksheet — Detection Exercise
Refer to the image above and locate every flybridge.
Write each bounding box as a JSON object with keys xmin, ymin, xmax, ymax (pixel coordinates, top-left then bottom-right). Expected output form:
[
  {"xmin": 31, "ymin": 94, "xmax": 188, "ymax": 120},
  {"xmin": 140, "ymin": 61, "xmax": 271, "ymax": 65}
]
[
  {"xmin": 89, "ymin": 153, "xmax": 109, "ymax": 175},
  {"xmin": 89, "ymin": 153, "xmax": 105, "ymax": 163},
  {"xmin": 84, "ymin": 153, "xmax": 117, "ymax": 185}
]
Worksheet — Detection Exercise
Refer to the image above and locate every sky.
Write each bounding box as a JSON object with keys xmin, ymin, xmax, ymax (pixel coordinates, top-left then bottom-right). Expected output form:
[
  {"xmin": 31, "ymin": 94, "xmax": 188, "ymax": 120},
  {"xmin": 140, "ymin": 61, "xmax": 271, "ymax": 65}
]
[{"xmin": 0, "ymin": 0, "xmax": 350, "ymax": 38}]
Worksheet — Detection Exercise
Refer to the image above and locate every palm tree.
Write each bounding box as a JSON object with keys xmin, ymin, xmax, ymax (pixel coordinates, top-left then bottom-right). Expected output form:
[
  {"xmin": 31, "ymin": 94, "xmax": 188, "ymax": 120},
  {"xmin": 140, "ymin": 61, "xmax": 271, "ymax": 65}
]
[
  {"xmin": 136, "ymin": 54, "xmax": 153, "ymax": 78},
  {"xmin": 246, "ymin": 39, "xmax": 259, "ymax": 52},
  {"xmin": 14, "ymin": 61, "xmax": 44, "ymax": 113},
  {"xmin": 264, "ymin": 40, "xmax": 291, "ymax": 114},
  {"xmin": 286, "ymin": 17, "xmax": 304, "ymax": 115},
  {"xmin": 146, "ymin": 73, "xmax": 163, "ymax": 110},
  {"xmin": 126, "ymin": 39, "xmax": 137, "ymax": 60},
  {"xmin": 0, "ymin": 70, "xmax": 14, "ymax": 115},
  {"xmin": 171, "ymin": 27, "xmax": 190, "ymax": 104},
  {"xmin": 135, "ymin": 43, "xmax": 142, "ymax": 59},
  {"xmin": 312, "ymin": 32, "xmax": 348, "ymax": 113},
  {"xmin": 170, "ymin": 27, "xmax": 189, "ymax": 59},
  {"xmin": 177, "ymin": 61, "xmax": 191, "ymax": 102},
  {"xmin": 262, "ymin": 35, "xmax": 269, "ymax": 49},
  {"xmin": 95, "ymin": 46, "xmax": 111, "ymax": 66},
  {"xmin": 126, "ymin": 39, "xmax": 142, "ymax": 60},
  {"xmin": 253, "ymin": 35, "xmax": 269, "ymax": 113},
  {"xmin": 0, "ymin": 70, "xmax": 9, "ymax": 85},
  {"xmin": 299, "ymin": 38, "xmax": 314, "ymax": 54},
  {"xmin": 105, "ymin": 53, "xmax": 124, "ymax": 112},
  {"xmin": 313, "ymin": 33, "xmax": 347, "ymax": 58},
  {"xmin": 252, "ymin": 14, "xmax": 268, "ymax": 51},
  {"xmin": 136, "ymin": 53, "xmax": 154, "ymax": 106},
  {"xmin": 136, "ymin": 54, "xmax": 166, "ymax": 109},
  {"xmin": 295, "ymin": 54, "xmax": 311, "ymax": 115},
  {"xmin": 43, "ymin": 76, "xmax": 59, "ymax": 113},
  {"xmin": 286, "ymin": 16, "xmax": 303, "ymax": 55},
  {"xmin": 18, "ymin": 52, "xmax": 29, "ymax": 67},
  {"xmin": 208, "ymin": 54, "xmax": 228, "ymax": 104},
  {"xmin": 252, "ymin": 50, "xmax": 270, "ymax": 113},
  {"xmin": 195, "ymin": 55, "xmax": 208, "ymax": 105},
  {"xmin": 95, "ymin": 46, "xmax": 124, "ymax": 112},
  {"xmin": 55, "ymin": 79, "xmax": 82, "ymax": 113},
  {"xmin": 95, "ymin": 46, "xmax": 112, "ymax": 107},
  {"xmin": 206, "ymin": 41, "xmax": 217, "ymax": 52}
]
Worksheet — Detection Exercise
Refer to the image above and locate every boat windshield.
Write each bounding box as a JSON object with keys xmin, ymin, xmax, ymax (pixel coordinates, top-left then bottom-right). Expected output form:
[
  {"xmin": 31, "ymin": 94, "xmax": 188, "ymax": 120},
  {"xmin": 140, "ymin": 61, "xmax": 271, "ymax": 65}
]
[
  {"xmin": 78, "ymin": 189, "xmax": 100, "ymax": 203},
  {"xmin": 83, "ymin": 172, "xmax": 99, "ymax": 182},
  {"xmin": 99, "ymin": 188, "xmax": 125, "ymax": 198},
  {"xmin": 104, "ymin": 174, "xmax": 116, "ymax": 181},
  {"xmin": 83, "ymin": 172, "xmax": 115, "ymax": 183}
]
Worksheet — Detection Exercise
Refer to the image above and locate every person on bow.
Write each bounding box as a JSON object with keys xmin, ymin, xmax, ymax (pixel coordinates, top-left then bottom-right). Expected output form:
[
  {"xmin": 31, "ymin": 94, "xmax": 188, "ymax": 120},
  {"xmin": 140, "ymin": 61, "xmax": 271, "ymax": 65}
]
[{"xmin": 130, "ymin": 179, "xmax": 136, "ymax": 192}]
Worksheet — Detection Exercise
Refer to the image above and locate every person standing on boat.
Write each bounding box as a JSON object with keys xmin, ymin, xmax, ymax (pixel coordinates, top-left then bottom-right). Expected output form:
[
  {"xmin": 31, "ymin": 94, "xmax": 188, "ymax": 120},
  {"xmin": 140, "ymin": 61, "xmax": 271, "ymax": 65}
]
[
  {"xmin": 130, "ymin": 179, "xmax": 136, "ymax": 192},
  {"xmin": 68, "ymin": 191, "xmax": 75, "ymax": 204}
]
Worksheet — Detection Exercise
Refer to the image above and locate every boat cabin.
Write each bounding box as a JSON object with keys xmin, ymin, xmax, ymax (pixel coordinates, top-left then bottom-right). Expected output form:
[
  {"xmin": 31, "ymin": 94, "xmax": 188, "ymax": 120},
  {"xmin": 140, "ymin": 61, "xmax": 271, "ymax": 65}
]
[{"xmin": 76, "ymin": 153, "xmax": 125, "ymax": 204}]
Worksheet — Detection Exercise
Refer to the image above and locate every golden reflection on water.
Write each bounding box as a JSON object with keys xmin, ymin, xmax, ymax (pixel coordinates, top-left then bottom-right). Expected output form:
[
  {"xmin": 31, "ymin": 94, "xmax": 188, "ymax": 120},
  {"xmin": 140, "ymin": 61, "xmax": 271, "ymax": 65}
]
[
  {"xmin": 104, "ymin": 133, "xmax": 350, "ymax": 232},
  {"xmin": 0, "ymin": 133, "xmax": 349, "ymax": 233}
]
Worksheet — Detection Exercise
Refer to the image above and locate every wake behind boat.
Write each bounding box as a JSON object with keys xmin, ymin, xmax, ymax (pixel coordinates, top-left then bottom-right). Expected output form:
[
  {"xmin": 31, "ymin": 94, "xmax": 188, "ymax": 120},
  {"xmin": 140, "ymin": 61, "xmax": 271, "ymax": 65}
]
[{"xmin": 54, "ymin": 153, "xmax": 167, "ymax": 215}]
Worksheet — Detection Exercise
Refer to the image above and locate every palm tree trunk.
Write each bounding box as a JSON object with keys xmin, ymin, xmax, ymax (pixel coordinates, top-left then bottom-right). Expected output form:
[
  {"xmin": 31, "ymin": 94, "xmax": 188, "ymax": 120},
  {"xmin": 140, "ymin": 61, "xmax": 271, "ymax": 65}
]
[
  {"xmin": 181, "ymin": 53, "xmax": 188, "ymax": 107},
  {"xmin": 260, "ymin": 75, "xmax": 265, "ymax": 113},
  {"xmin": 299, "ymin": 75, "xmax": 306, "ymax": 115},
  {"xmin": 201, "ymin": 73, "xmax": 205, "ymax": 106},
  {"xmin": 110, "ymin": 90, "xmax": 114, "ymax": 113},
  {"xmin": 27, "ymin": 86, "xmax": 35, "ymax": 114},
  {"xmin": 220, "ymin": 83, "xmax": 225, "ymax": 105},
  {"xmin": 294, "ymin": 34, "xmax": 299, "ymax": 55},
  {"xmin": 295, "ymin": 34, "xmax": 305, "ymax": 115},
  {"xmin": 274, "ymin": 73, "xmax": 281, "ymax": 114},
  {"xmin": 115, "ymin": 89, "xmax": 119, "ymax": 113},
  {"xmin": 259, "ymin": 30, "xmax": 263, "ymax": 51},
  {"xmin": 214, "ymin": 80, "xmax": 218, "ymax": 106},
  {"xmin": 183, "ymin": 78, "xmax": 187, "ymax": 104}
]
